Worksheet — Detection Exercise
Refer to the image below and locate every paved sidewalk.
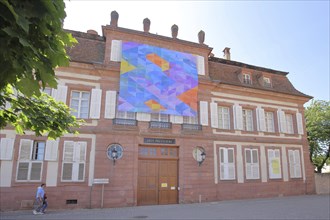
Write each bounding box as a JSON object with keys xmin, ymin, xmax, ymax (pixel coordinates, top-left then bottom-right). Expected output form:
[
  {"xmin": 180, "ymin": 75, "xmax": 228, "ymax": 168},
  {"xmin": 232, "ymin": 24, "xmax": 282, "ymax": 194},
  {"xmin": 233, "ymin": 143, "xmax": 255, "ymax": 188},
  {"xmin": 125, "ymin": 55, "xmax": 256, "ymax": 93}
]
[{"xmin": 1, "ymin": 194, "xmax": 329, "ymax": 220}]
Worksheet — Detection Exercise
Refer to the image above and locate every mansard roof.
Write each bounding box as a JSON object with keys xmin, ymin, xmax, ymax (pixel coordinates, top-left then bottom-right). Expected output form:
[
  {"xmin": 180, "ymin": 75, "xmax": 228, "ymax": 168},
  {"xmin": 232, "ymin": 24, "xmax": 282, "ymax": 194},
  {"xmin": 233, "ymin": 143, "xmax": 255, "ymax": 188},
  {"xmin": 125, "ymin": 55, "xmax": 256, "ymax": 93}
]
[
  {"xmin": 64, "ymin": 29, "xmax": 311, "ymax": 99},
  {"xmin": 208, "ymin": 56, "xmax": 312, "ymax": 98}
]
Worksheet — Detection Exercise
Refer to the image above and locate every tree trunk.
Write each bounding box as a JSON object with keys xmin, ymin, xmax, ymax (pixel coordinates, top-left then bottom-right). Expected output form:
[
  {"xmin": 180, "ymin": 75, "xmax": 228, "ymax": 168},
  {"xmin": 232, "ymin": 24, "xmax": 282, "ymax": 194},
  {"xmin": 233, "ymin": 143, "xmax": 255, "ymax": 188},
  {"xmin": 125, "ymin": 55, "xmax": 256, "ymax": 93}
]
[{"xmin": 316, "ymin": 144, "xmax": 330, "ymax": 173}]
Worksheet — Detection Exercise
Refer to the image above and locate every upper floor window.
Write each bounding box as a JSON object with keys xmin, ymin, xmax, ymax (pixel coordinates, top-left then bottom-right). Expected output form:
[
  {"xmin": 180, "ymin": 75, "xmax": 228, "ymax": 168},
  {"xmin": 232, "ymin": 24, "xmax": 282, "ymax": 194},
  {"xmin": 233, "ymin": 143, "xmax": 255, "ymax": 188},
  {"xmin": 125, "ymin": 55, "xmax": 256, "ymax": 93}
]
[
  {"xmin": 243, "ymin": 74, "xmax": 252, "ymax": 84},
  {"xmin": 116, "ymin": 111, "xmax": 136, "ymax": 119},
  {"xmin": 242, "ymin": 109, "xmax": 254, "ymax": 131},
  {"xmin": 263, "ymin": 77, "xmax": 272, "ymax": 87},
  {"xmin": 17, "ymin": 139, "xmax": 45, "ymax": 181},
  {"xmin": 265, "ymin": 111, "xmax": 275, "ymax": 132},
  {"xmin": 218, "ymin": 106, "xmax": 230, "ymax": 129},
  {"xmin": 70, "ymin": 91, "xmax": 90, "ymax": 119},
  {"xmin": 151, "ymin": 113, "xmax": 169, "ymax": 122},
  {"xmin": 183, "ymin": 116, "xmax": 198, "ymax": 124},
  {"xmin": 42, "ymin": 87, "xmax": 52, "ymax": 96},
  {"xmin": 285, "ymin": 113, "xmax": 294, "ymax": 134}
]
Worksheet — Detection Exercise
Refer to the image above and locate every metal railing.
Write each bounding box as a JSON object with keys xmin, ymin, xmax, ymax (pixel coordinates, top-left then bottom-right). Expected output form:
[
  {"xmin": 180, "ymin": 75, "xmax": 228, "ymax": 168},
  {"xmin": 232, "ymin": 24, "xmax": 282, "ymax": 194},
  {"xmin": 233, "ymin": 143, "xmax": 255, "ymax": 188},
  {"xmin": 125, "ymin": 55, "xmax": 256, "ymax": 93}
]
[
  {"xmin": 182, "ymin": 123, "xmax": 202, "ymax": 130},
  {"xmin": 113, "ymin": 118, "xmax": 137, "ymax": 126}
]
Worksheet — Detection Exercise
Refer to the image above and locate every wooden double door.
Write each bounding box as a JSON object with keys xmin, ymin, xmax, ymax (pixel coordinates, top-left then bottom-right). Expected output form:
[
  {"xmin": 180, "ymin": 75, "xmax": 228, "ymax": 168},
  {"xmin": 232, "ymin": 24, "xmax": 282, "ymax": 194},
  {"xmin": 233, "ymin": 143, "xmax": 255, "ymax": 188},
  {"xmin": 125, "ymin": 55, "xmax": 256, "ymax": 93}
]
[{"xmin": 138, "ymin": 159, "xmax": 178, "ymax": 205}]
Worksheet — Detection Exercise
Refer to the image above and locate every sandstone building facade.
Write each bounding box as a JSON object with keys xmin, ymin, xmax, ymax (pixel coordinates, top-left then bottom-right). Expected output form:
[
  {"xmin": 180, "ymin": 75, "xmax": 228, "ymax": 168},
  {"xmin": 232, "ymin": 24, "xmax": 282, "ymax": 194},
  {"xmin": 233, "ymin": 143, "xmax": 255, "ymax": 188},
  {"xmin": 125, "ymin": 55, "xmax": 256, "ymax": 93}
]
[{"xmin": 0, "ymin": 12, "xmax": 315, "ymax": 211}]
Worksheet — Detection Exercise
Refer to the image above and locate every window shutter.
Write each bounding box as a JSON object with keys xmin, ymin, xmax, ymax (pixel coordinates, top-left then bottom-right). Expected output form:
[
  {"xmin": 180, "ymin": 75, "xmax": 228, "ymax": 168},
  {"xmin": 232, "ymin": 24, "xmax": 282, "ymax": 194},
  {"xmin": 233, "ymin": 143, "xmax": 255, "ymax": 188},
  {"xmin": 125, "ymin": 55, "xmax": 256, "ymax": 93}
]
[
  {"xmin": 277, "ymin": 110, "xmax": 287, "ymax": 133},
  {"xmin": 52, "ymin": 85, "xmax": 68, "ymax": 103},
  {"xmin": 288, "ymin": 150, "xmax": 295, "ymax": 177},
  {"xmin": 19, "ymin": 139, "xmax": 33, "ymax": 160},
  {"xmin": 104, "ymin": 90, "xmax": 117, "ymax": 119},
  {"xmin": 45, "ymin": 139, "xmax": 59, "ymax": 161},
  {"xmin": 137, "ymin": 112, "xmax": 151, "ymax": 121},
  {"xmin": 219, "ymin": 148, "xmax": 235, "ymax": 180},
  {"xmin": 170, "ymin": 115, "xmax": 183, "ymax": 124},
  {"xmin": 196, "ymin": 55, "xmax": 205, "ymax": 75},
  {"xmin": 63, "ymin": 141, "xmax": 74, "ymax": 162},
  {"xmin": 257, "ymin": 108, "xmax": 266, "ymax": 132},
  {"xmin": 74, "ymin": 142, "xmax": 87, "ymax": 162},
  {"xmin": 234, "ymin": 105, "xmax": 243, "ymax": 130},
  {"xmin": 78, "ymin": 163, "xmax": 85, "ymax": 180},
  {"xmin": 0, "ymin": 138, "xmax": 14, "ymax": 160},
  {"xmin": 296, "ymin": 112, "xmax": 304, "ymax": 134},
  {"xmin": 210, "ymin": 103, "xmax": 219, "ymax": 128},
  {"xmin": 89, "ymin": 88, "xmax": 102, "ymax": 119},
  {"xmin": 199, "ymin": 101, "xmax": 208, "ymax": 126},
  {"xmin": 294, "ymin": 150, "xmax": 302, "ymax": 178},
  {"xmin": 110, "ymin": 40, "xmax": 122, "ymax": 62}
]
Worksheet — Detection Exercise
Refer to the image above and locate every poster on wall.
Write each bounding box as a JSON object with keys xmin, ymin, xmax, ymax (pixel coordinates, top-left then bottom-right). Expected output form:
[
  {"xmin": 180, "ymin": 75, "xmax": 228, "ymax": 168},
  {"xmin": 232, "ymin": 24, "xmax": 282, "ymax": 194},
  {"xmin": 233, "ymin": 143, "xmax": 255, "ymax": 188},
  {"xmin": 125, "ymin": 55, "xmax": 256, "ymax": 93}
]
[{"xmin": 118, "ymin": 41, "xmax": 198, "ymax": 116}]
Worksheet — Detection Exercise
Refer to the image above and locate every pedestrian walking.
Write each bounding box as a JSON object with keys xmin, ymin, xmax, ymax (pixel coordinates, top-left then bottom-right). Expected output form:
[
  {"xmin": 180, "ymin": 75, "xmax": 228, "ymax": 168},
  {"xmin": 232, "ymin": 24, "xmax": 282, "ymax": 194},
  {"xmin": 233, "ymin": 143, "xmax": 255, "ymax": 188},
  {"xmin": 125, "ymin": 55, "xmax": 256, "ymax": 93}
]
[{"xmin": 33, "ymin": 183, "xmax": 46, "ymax": 215}]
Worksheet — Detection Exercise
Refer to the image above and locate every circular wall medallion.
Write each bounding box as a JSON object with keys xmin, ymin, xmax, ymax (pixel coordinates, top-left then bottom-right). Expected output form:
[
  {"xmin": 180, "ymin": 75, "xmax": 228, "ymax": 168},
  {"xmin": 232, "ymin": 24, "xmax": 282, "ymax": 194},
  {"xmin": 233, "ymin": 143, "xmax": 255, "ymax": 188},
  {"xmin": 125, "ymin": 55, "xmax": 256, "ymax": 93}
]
[
  {"xmin": 107, "ymin": 143, "xmax": 123, "ymax": 160},
  {"xmin": 192, "ymin": 146, "xmax": 205, "ymax": 162}
]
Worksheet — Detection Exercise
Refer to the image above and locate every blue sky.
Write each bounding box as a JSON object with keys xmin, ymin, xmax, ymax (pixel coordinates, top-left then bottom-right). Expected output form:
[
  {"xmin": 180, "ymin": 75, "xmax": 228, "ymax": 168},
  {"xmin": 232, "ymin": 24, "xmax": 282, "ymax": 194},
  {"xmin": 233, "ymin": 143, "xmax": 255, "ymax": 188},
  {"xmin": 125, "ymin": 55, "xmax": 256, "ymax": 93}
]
[{"xmin": 63, "ymin": 1, "xmax": 329, "ymax": 106}]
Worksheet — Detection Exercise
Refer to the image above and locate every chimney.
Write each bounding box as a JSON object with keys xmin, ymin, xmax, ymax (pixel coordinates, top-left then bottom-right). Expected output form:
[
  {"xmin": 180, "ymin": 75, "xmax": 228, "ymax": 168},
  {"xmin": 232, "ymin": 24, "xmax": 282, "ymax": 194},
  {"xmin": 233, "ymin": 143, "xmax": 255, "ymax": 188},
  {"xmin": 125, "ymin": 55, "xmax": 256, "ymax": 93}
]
[
  {"xmin": 223, "ymin": 47, "xmax": 231, "ymax": 60},
  {"xmin": 143, "ymin": 18, "xmax": 151, "ymax": 33},
  {"xmin": 110, "ymin": 11, "xmax": 119, "ymax": 27}
]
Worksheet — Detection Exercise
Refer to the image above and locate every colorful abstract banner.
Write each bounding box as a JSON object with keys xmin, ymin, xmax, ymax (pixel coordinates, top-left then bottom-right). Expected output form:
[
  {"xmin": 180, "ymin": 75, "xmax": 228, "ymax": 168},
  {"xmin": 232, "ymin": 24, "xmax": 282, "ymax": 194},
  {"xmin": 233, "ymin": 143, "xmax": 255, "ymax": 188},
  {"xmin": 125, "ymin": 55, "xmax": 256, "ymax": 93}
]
[{"xmin": 118, "ymin": 42, "xmax": 198, "ymax": 116}]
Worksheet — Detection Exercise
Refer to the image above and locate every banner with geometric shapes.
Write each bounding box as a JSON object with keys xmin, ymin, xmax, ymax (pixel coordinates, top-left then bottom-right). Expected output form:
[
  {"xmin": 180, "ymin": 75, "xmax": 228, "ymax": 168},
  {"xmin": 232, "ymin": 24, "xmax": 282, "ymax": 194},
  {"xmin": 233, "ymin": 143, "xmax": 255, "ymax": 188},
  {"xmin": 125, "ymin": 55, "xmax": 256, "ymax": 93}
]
[{"xmin": 117, "ymin": 41, "xmax": 198, "ymax": 116}]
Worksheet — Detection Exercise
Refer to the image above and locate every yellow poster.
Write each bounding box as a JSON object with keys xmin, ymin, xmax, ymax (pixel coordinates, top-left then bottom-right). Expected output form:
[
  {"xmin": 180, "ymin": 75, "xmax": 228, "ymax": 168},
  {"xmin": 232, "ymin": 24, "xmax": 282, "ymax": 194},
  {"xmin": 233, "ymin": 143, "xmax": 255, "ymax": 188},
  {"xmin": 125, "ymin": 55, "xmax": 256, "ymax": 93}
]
[
  {"xmin": 272, "ymin": 159, "xmax": 280, "ymax": 174},
  {"xmin": 161, "ymin": 183, "xmax": 167, "ymax": 188}
]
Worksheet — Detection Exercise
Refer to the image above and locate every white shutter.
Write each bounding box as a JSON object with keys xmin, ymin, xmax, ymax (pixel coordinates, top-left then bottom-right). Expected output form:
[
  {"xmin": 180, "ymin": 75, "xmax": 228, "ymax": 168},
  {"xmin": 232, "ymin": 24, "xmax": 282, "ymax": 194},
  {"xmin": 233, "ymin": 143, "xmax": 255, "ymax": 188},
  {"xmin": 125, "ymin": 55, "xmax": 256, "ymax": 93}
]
[
  {"xmin": 75, "ymin": 142, "xmax": 87, "ymax": 162},
  {"xmin": 0, "ymin": 138, "xmax": 14, "ymax": 160},
  {"xmin": 294, "ymin": 150, "xmax": 302, "ymax": 178},
  {"xmin": 257, "ymin": 108, "xmax": 266, "ymax": 132},
  {"xmin": 196, "ymin": 55, "xmax": 205, "ymax": 75},
  {"xmin": 110, "ymin": 40, "xmax": 122, "ymax": 62},
  {"xmin": 104, "ymin": 90, "xmax": 117, "ymax": 119},
  {"xmin": 288, "ymin": 150, "xmax": 295, "ymax": 178},
  {"xmin": 137, "ymin": 112, "xmax": 151, "ymax": 121},
  {"xmin": 63, "ymin": 141, "xmax": 74, "ymax": 162},
  {"xmin": 170, "ymin": 115, "xmax": 183, "ymax": 124},
  {"xmin": 52, "ymin": 85, "xmax": 68, "ymax": 103},
  {"xmin": 89, "ymin": 88, "xmax": 102, "ymax": 119},
  {"xmin": 219, "ymin": 148, "xmax": 235, "ymax": 180},
  {"xmin": 18, "ymin": 139, "xmax": 33, "ymax": 160},
  {"xmin": 296, "ymin": 112, "xmax": 304, "ymax": 135},
  {"xmin": 210, "ymin": 103, "xmax": 219, "ymax": 128},
  {"xmin": 234, "ymin": 105, "xmax": 243, "ymax": 130},
  {"xmin": 44, "ymin": 139, "xmax": 59, "ymax": 161},
  {"xmin": 277, "ymin": 110, "xmax": 287, "ymax": 133},
  {"xmin": 199, "ymin": 101, "xmax": 208, "ymax": 126}
]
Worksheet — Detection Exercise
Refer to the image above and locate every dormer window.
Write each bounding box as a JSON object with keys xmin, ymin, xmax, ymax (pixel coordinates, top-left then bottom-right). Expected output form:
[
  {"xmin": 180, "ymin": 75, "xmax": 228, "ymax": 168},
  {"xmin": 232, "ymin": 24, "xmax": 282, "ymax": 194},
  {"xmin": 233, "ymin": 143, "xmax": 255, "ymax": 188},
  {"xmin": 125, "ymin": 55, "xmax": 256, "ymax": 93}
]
[
  {"xmin": 243, "ymin": 74, "xmax": 252, "ymax": 84},
  {"xmin": 263, "ymin": 77, "xmax": 272, "ymax": 88}
]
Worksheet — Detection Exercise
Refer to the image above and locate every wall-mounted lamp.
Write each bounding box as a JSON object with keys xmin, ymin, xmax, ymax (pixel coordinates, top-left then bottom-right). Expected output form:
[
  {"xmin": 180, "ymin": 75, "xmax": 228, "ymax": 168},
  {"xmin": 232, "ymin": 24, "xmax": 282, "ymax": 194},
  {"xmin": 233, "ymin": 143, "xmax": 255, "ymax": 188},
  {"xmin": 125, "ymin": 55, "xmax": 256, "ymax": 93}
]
[
  {"xmin": 107, "ymin": 143, "xmax": 123, "ymax": 165},
  {"xmin": 193, "ymin": 146, "xmax": 206, "ymax": 166},
  {"xmin": 198, "ymin": 151, "xmax": 206, "ymax": 166}
]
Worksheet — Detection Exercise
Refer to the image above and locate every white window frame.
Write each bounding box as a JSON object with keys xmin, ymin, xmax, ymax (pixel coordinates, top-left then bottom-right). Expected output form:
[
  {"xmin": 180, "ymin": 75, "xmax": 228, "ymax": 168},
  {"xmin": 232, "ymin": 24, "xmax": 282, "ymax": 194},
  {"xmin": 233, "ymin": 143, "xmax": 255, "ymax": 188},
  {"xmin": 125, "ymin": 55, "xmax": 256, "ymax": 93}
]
[
  {"xmin": 285, "ymin": 113, "xmax": 294, "ymax": 134},
  {"xmin": 183, "ymin": 116, "xmax": 198, "ymax": 124},
  {"xmin": 16, "ymin": 139, "xmax": 45, "ymax": 182},
  {"xmin": 245, "ymin": 148, "xmax": 260, "ymax": 180},
  {"xmin": 288, "ymin": 149, "xmax": 302, "ymax": 178},
  {"xmin": 150, "ymin": 113, "xmax": 169, "ymax": 122},
  {"xmin": 243, "ymin": 109, "xmax": 254, "ymax": 131},
  {"xmin": 70, "ymin": 90, "xmax": 90, "ymax": 119},
  {"xmin": 219, "ymin": 147, "xmax": 236, "ymax": 180},
  {"xmin": 116, "ymin": 111, "xmax": 136, "ymax": 119},
  {"xmin": 265, "ymin": 111, "xmax": 275, "ymax": 132},
  {"xmin": 62, "ymin": 141, "xmax": 87, "ymax": 182},
  {"xmin": 243, "ymin": 74, "xmax": 251, "ymax": 84},
  {"xmin": 267, "ymin": 149, "xmax": 282, "ymax": 179},
  {"xmin": 263, "ymin": 77, "xmax": 271, "ymax": 87},
  {"xmin": 218, "ymin": 106, "xmax": 230, "ymax": 129}
]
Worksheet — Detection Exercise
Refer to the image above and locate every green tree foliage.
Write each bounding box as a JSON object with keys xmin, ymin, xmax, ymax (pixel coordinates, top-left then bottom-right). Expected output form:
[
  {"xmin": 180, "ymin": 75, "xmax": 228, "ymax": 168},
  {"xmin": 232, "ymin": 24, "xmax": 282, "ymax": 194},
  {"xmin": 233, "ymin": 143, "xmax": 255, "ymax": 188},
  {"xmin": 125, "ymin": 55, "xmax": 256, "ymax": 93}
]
[
  {"xmin": 0, "ymin": 0, "xmax": 81, "ymax": 139},
  {"xmin": 305, "ymin": 100, "xmax": 330, "ymax": 173}
]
